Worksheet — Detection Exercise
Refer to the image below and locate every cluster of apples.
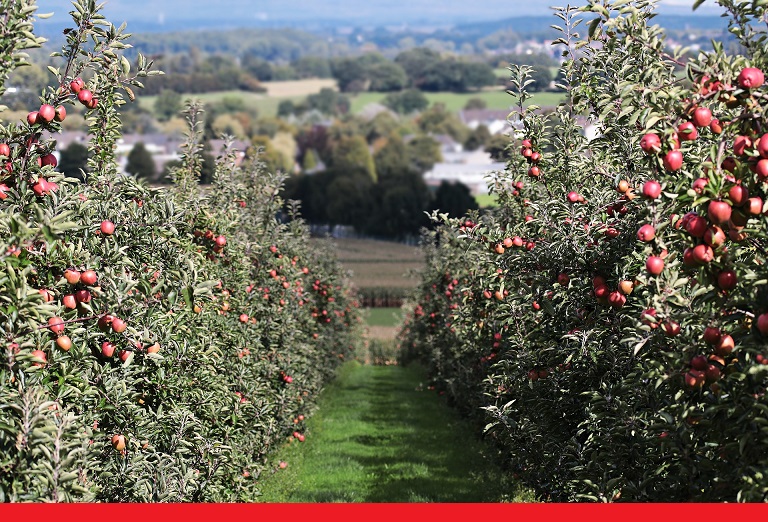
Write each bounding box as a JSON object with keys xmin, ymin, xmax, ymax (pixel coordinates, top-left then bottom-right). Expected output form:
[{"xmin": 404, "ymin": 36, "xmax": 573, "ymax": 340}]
[{"xmin": 520, "ymin": 139, "xmax": 543, "ymax": 178}]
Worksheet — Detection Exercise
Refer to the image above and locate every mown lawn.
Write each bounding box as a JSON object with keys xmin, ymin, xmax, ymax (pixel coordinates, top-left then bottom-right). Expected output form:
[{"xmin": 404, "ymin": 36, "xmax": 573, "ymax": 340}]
[
  {"xmin": 255, "ymin": 361, "xmax": 535, "ymax": 503},
  {"xmin": 350, "ymin": 89, "xmax": 566, "ymax": 113}
]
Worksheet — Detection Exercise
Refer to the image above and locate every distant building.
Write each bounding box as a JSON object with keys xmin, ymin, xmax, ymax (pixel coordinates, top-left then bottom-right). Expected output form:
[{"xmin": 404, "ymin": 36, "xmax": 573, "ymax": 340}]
[
  {"xmin": 458, "ymin": 109, "xmax": 523, "ymax": 135},
  {"xmin": 423, "ymin": 150, "xmax": 505, "ymax": 195}
]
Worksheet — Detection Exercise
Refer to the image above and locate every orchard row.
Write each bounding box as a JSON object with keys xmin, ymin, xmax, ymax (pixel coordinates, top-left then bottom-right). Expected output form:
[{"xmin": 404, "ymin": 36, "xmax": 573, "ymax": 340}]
[
  {"xmin": 0, "ymin": 1, "xmax": 360, "ymax": 502},
  {"xmin": 400, "ymin": 1, "xmax": 768, "ymax": 502}
]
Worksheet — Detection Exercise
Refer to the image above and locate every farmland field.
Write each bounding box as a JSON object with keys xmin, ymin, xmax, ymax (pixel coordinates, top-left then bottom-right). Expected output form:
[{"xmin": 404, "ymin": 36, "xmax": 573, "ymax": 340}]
[
  {"xmin": 323, "ymin": 237, "xmax": 424, "ymax": 291},
  {"xmin": 349, "ymin": 89, "xmax": 566, "ymax": 113},
  {"xmin": 136, "ymin": 80, "xmax": 566, "ymax": 119}
]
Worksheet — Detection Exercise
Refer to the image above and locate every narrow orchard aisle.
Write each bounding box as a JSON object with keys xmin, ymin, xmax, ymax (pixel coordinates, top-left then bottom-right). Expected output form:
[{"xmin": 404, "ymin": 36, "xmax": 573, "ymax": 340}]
[{"xmin": 256, "ymin": 361, "xmax": 532, "ymax": 502}]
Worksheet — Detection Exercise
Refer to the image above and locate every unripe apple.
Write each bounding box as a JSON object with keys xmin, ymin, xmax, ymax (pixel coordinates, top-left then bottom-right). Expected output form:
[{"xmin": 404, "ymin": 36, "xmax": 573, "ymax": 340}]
[
  {"xmin": 56, "ymin": 336, "xmax": 72, "ymax": 351},
  {"xmin": 38, "ymin": 104, "xmax": 56, "ymax": 123},
  {"xmin": 640, "ymin": 133, "xmax": 661, "ymax": 154},
  {"xmin": 737, "ymin": 67, "xmax": 764, "ymax": 89},
  {"xmin": 707, "ymin": 200, "xmax": 732, "ymax": 224},
  {"xmin": 692, "ymin": 107, "xmax": 712, "ymax": 128},
  {"xmin": 646, "ymin": 256, "xmax": 664, "ymax": 275},
  {"xmin": 662, "ymin": 150, "xmax": 683, "ymax": 171},
  {"xmin": 637, "ymin": 224, "xmax": 655, "ymax": 242}
]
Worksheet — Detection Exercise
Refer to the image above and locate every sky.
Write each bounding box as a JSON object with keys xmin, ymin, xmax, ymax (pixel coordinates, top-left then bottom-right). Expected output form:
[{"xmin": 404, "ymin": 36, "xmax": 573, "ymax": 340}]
[{"xmin": 36, "ymin": 0, "xmax": 725, "ymax": 30}]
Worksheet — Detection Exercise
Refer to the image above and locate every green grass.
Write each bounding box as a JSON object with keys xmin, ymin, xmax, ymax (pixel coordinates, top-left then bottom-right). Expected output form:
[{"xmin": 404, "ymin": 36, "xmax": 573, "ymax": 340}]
[
  {"xmin": 475, "ymin": 193, "xmax": 499, "ymax": 208},
  {"xmin": 364, "ymin": 307, "xmax": 403, "ymax": 328},
  {"xmin": 255, "ymin": 361, "xmax": 535, "ymax": 503},
  {"xmin": 137, "ymin": 90, "xmax": 294, "ymax": 118}
]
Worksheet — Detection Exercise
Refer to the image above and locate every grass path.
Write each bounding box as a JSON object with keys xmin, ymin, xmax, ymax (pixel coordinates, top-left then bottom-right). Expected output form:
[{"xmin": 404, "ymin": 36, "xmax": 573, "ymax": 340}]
[{"xmin": 256, "ymin": 361, "xmax": 533, "ymax": 502}]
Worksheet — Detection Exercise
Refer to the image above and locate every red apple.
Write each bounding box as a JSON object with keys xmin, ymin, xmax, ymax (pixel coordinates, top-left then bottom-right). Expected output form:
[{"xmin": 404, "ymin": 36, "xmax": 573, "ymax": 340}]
[
  {"xmin": 111, "ymin": 318, "xmax": 127, "ymax": 333},
  {"xmin": 637, "ymin": 224, "xmax": 656, "ymax": 242},
  {"xmin": 703, "ymin": 327, "xmax": 721, "ymax": 345},
  {"xmin": 26, "ymin": 111, "xmax": 39, "ymax": 125},
  {"xmin": 640, "ymin": 133, "xmax": 661, "ymax": 154},
  {"xmin": 737, "ymin": 67, "xmax": 764, "ymax": 89},
  {"xmin": 717, "ymin": 269, "xmax": 737, "ymax": 290},
  {"xmin": 733, "ymin": 135, "xmax": 752, "ymax": 156},
  {"xmin": 54, "ymin": 105, "xmax": 66, "ymax": 122},
  {"xmin": 646, "ymin": 256, "xmax": 664, "ymax": 275},
  {"xmin": 677, "ymin": 122, "xmax": 698, "ymax": 141},
  {"xmin": 70, "ymin": 78, "xmax": 84, "ymax": 93},
  {"xmin": 663, "ymin": 150, "xmax": 683, "ymax": 171},
  {"xmin": 101, "ymin": 341, "xmax": 116, "ymax": 358},
  {"xmin": 707, "ymin": 200, "xmax": 732, "ymax": 224},
  {"xmin": 691, "ymin": 355, "xmax": 708, "ymax": 371},
  {"xmin": 38, "ymin": 104, "xmax": 56, "ymax": 123},
  {"xmin": 75, "ymin": 289, "xmax": 92, "ymax": 303},
  {"xmin": 692, "ymin": 107, "xmax": 712, "ymax": 128},
  {"xmin": 80, "ymin": 270, "xmax": 98, "ymax": 285},
  {"xmin": 710, "ymin": 119, "xmax": 723, "ymax": 134},
  {"xmin": 662, "ymin": 320, "xmax": 681, "ymax": 337},
  {"xmin": 64, "ymin": 269, "xmax": 81, "ymax": 285},
  {"xmin": 48, "ymin": 316, "xmax": 65, "ymax": 334},
  {"xmin": 714, "ymin": 334, "xmax": 735, "ymax": 357},
  {"xmin": 757, "ymin": 313, "xmax": 768, "ymax": 335},
  {"xmin": 100, "ymin": 220, "xmax": 115, "ymax": 235},
  {"xmin": 704, "ymin": 226, "xmax": 726, "ymax": 248},
  {"xmin": 62, "ymin": 294, "xmax": 77, "ymax": 309},
  {"xmin": 642, "ymin": 180, "xmax": 662, "ymax": 199},
  {"xmin": 728, "ymin": 184, "xmax": 749, "ymax": 206},
  {"xmin": 746, "ymin": 197, "xmax": 763, "ymax": 215},
  {"xmin": 77, "ymin": 89, "xmax": 92, "ymax": 105},
  {"xmin": 691, "ymin": 244, "xmax": 714, "ymax": 264},
  {"xmin": 685, "ymin": 215, "xmax": 708, "ymax": 238}
]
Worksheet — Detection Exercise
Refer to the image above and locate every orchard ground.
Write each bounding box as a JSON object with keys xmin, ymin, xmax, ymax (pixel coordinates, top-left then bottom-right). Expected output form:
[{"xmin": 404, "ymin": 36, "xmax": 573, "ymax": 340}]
[{"xmin": 255, "ymin": 361, "xmax": 535, "ymax": 502}]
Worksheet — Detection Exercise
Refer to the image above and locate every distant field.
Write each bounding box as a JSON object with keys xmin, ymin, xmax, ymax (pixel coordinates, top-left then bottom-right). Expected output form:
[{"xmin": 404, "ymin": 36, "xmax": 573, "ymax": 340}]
[
  {"xmin": 136, "ymin": 80, "xmax": 566, "ymax": 119},
  {"xmin": 365, "ymin": 307, "xmax": 404, "ymax": 328},
  {"xmin": 349, "ymin": 89, "xmax": 565, "ymax": 113},
  {"xmin": 314, "ymin": 237, "xmax": 424, "ymax": 291},
  {"xmin": 475, "ymin": 193, "xmax": 499, "ymax": 208}
]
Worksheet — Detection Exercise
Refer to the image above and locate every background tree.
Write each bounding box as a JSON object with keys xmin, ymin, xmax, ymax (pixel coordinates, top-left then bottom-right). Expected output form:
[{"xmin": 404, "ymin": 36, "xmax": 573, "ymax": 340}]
[
  {"xmin": 383, "ymin": 89, "xmax": 429, "ymax": 114},
  {"xmin": 154, "ymin": 89, "xmax": 182, "ymax": 121},
  {"xmin": 329, "ymin": 135, "xmax": 377, "ymax": 182},
  {"xmin": 125, "ymin": 142, "xmax": 157, "ymax": 182},
  {"xmin": 430, "ymin": 181, "xmax": 478, "ymax": 218},
  {"xmin": 58, "ymin": 142, "xmax": 89, "ymax": 182}
]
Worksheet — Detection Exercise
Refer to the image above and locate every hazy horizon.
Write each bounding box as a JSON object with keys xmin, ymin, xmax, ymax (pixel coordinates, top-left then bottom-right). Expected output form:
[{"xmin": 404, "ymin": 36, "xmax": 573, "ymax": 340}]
[{"xmin": 35, "ymin": 0, "xmax": 726, "ymax": 33}]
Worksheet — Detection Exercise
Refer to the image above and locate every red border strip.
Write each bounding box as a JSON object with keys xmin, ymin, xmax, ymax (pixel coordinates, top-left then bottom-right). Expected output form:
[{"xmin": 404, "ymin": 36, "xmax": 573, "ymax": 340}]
[{"xmin": 1, "ymin": 503, "xmax": 767, "ymax": 522}]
